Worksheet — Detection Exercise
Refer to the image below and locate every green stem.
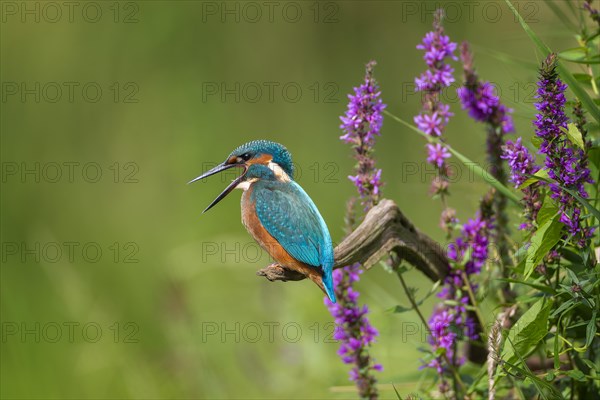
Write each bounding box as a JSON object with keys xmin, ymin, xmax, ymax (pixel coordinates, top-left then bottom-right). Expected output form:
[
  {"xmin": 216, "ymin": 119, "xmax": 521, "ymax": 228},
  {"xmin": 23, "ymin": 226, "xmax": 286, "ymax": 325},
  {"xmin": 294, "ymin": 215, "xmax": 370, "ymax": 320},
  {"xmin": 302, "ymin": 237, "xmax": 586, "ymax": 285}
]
[
  {"xmin": 395, "ymin": 266, "xmax": 429, "ymax": 330},
  {"xmin": 460, "ymin": 271, "xmax": 488, "ymax": 338},
  {"xmin": 394, "ymin": 264, "xmax": 467, "ymax": 393}
]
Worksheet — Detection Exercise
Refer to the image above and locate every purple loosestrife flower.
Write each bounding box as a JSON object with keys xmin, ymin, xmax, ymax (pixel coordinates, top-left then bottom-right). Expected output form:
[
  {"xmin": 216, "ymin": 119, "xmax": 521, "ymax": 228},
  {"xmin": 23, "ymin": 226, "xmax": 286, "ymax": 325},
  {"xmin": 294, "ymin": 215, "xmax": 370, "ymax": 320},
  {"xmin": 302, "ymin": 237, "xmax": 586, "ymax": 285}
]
[
  {"xmin": 502, "ymin": 138, "xmax": 542, "ymax": 231},
  {"xmin": 415, "ymin": 28, "xmax": 457, "ymax": 92},
  {"xmin": 340, "ymin": 61, "xmax": 386, "ymax": 210},
  {"xmin": 502, "ymin": 138, "xmax": 539, "ymax": 188},
  {"xmin": 325, "ymin": 265, "xmax": 381, "ymax": 399},
  {"xmin": 423, "ymin": 307, "xmax": 459, "ymax": 375},
  {"xmin": 333, "ymin": 61, "xmax": 384, "ymax": 400},
  {"xmin": 414, "ymin": 113, "xmax": 443, "ymax": 137},
  {"xmin": 447, "ymin": 216, "xmax": 491, "ymax": 276},
  {"xmin": 414, "ymin": 10, "xmax": 457, "ymax": 200},
  {"xmin": 534, "ymin": 54, "xmax": 594, "ymax": 240},
  {"xmin": 427, "ymin": 143, "xmax": 451, "ymax": 168}
]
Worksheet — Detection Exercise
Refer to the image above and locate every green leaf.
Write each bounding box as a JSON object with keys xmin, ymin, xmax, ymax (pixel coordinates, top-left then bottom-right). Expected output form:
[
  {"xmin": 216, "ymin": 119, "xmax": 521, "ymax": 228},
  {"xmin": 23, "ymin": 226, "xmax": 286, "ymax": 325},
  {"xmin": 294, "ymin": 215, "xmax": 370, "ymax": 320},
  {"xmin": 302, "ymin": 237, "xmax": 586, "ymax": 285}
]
[
  {"xmin": 383, "ymin": 110, "xmax": 520, "ymax": 204},
  {"xmin": 562, "ymin": 56, "xmax": 600, "ymax": 65},
  {"xmin": 565, "ymin": 123, "xmax": 585, "ymax": 149},
  {"xmin": 585, "ymin": 310, "xmax": 597, "ymax": 348},
  {"xmin": 566, "ymin": 268, "xmax": 580, "ymax": 284},
  {"xmin": 434, "ymin": 347, "xmax": 446, "ymax": 357},
  {"xmin": 566, "ymin": 369, "xmax": 586, "ymax": 381},
  {"xmin": 504, "ymin": 0, "xmax": 600, "ymax": 124},
  {"xmin": 502, "ymin": 298, "xmax": 553, "ymax": 366},
  {"xmin": 573, "ymin": 73, "xmax": 593, "ymax": 86},
  {"xmin": 559, "ymin": 49, "xmax": 600, "ymax": 64},
  {"xmin": 581, "ymin": 358, "xmax": 598, "ymax": 372},
  {"xmin": 518, "ymin": 169, "xmax": 549, "ymax": 190},
  {"xmin": 536, "ymin": 195, "xmax": 558, "ymax": 227},
  {"xmin": 525, "ymin": 215, "xmax": 564, "ymax": 279},
  {"xmin": 391, "ymin": 305, "xmax": 413, "ymax": 314},
  {"xmin": 550, "ymin": 299, "xmax": 578, "ymax": 318},
  {"xmin": 559, "ymin": 47, "xmax": 587, "ymax": 62},
  {"xmin": 531, "ymin": 135, "xmax": 543, "ymax": 149}
]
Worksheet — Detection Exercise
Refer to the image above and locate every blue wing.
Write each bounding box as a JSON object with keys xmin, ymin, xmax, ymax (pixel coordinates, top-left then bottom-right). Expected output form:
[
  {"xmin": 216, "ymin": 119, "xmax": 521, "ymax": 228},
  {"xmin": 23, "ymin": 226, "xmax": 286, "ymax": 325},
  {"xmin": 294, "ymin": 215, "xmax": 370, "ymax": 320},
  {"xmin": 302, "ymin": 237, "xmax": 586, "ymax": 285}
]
[{"xmin": 252, "ymin": 181, "xmax": 334, "ymax": 271}]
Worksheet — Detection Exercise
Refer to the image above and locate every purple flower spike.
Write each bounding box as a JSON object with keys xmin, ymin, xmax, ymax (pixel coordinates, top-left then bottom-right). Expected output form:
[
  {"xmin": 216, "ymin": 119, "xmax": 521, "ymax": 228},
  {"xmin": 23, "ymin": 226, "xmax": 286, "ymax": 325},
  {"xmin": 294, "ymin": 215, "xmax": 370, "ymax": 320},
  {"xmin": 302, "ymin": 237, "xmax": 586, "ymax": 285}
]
[
  {"xmin": 415, "ymin": 25, "xmax": 458, "ymax": 92},
  {"xmin": 340, "ymin": 64, "xmax": 386, "ymax": 147},
  {"xmin": 414, "ymin": 10, "xmax": 456, "ymax": 201},
  {"xmin": 326, "ymin": 263, "xmax": 381, "ymax": 398},
  {"xmin": 501, "ymin": 138, "xmax": 542, "ymax": 231},
  {"xmin": 534, "ymin": 54, "xmax": 594, "ymax": 240},
  {"xmin": 340, "ymin": 61, "xmax": 386, "ymax": 210}
]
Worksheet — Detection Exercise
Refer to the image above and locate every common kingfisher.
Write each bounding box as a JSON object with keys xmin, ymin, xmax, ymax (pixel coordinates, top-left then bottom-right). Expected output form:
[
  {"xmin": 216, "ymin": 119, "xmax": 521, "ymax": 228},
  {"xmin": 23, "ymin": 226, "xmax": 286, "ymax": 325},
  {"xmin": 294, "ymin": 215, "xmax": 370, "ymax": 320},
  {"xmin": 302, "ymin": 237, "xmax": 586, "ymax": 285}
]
[{"xmin": 189, "ymin": 140, "xmax": 336, "ymax": 303}]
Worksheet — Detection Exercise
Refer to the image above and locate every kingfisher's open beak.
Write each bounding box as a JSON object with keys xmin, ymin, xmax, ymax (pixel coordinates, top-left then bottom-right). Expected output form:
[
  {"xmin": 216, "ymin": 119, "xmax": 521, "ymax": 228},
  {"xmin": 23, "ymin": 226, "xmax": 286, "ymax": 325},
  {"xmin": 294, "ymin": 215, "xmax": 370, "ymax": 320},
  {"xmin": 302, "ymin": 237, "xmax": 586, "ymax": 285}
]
[{"xmin": 188, "ymin": 162, "xmax": 248, "ymax": 213}]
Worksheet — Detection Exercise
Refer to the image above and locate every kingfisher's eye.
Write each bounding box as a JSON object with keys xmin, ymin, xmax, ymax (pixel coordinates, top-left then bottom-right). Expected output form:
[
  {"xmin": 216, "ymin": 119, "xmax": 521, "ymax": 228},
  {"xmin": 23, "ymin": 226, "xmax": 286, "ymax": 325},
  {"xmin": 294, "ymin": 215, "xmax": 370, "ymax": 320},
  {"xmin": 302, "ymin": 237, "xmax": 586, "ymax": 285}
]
[{"xmin": 240, "ymin": 153, "xmax": 252, "ymax": 161}]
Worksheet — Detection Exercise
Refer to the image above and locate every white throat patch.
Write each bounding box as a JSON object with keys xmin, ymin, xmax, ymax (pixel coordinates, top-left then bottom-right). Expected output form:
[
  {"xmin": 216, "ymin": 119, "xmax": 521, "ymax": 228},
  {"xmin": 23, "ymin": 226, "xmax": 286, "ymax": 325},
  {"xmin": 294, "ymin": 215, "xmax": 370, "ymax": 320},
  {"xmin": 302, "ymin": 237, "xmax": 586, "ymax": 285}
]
[
  {"xmin": 235, "ymin": 181, "xmax": 251, "ymax": 191},
  {"xmin": 267, "ymin": 161, "xmax": 291, "ymax": 183},
  {"xmin": 235, "ymin": 177, "xmax": 258, "ymax": 191}
]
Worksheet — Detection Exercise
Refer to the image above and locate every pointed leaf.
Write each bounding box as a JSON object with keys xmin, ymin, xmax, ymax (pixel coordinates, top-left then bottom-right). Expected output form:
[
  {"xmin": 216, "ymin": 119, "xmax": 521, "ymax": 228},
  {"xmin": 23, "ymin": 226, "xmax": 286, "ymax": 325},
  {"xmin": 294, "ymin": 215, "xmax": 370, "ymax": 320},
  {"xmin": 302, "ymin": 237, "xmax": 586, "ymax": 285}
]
[
  {"xmin": 566, "ymin": 370, "xmax": 586, "ymax": 381},
  {"xmin": 501, "ymin": 298, "xmax": 553, "ymax": 365},
  {"xmin": 518, "ymin": 169, "xmax": 549, "ymax": 190},
  {"xmin": 525, "ymin": 215, "xmax": 564, "ymax": 279},
  {"xmin": 559, "ymin": 47, "xmax": 587, "ymax": 62},
  {"xmin": 391, "ymin": 305, "xmax": 413, "ymax": 314},
  {"xmin": 536, "ymin": 195, "xmax": 558, "ymax": 227},
  {"xmin": 585, "ymin": 310, "xmax": 597, "ymax": 348},
  {"xmin": 572, "ymin": 73, "xmax": 592, "ymax": 86},
  {"xmin": 565, "ymin": 123, "xmax": 585, "ymax": 149}
]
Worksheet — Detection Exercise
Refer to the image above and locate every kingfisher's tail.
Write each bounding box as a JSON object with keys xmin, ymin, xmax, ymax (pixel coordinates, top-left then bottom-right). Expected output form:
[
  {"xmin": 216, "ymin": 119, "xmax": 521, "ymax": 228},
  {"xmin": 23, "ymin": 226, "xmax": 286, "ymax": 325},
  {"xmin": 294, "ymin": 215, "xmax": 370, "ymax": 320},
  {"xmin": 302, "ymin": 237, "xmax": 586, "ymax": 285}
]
[
  {"xmin": 321, "ymin": 271, "xmax": 336, "ymax": 303},
  {"xmin": 305, "ymin": 268, "xmax": 337, "ymax": 303}
]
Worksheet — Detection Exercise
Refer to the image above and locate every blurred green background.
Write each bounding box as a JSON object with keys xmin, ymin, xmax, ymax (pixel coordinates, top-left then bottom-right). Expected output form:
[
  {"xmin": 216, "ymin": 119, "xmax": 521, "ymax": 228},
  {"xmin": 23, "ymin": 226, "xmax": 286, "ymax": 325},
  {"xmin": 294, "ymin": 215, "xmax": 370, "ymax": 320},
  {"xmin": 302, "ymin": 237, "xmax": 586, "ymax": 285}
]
[{"xmin": 0, "ymin": 1, "xmax": 579, "ymax": 398}]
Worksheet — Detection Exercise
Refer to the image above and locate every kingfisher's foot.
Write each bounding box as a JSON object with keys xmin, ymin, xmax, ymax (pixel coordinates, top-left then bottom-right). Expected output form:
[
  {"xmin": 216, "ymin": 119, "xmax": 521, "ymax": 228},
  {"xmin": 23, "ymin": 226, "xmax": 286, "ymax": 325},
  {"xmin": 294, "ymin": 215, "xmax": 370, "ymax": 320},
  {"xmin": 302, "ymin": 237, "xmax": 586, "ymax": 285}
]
[{"xmin": 256, "ymin": 263, "xmax": 305, "ymax": 282}]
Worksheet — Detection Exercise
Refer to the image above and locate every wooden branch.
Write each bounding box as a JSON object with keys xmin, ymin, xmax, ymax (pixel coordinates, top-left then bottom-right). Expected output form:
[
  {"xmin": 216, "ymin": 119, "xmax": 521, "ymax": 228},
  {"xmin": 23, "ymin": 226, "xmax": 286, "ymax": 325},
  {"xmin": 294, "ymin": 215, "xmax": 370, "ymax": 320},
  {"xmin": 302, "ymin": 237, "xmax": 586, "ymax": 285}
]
[{"xmin": 257, "ymin": 199, "xmax": 449, "ymax": 282}]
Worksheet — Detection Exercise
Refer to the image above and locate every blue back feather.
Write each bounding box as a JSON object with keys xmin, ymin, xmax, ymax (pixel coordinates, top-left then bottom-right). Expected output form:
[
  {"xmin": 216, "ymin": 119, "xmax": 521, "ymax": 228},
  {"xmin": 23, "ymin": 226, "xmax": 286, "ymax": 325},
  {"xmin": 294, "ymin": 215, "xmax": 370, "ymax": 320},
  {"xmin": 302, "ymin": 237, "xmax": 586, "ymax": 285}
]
[{"xmin": 250, "ymin": 176, "xmax": 336, "ymax": 302}]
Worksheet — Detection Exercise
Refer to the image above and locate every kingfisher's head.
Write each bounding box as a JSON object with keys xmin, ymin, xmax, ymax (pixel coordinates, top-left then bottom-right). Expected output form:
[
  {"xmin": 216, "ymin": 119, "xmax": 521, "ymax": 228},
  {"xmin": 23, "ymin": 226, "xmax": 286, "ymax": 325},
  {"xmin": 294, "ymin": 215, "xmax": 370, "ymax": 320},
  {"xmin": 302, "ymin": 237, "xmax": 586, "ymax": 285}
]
[{"xmin": 189, "ymin": 140, "xmax": 294, "ymax": 213}]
